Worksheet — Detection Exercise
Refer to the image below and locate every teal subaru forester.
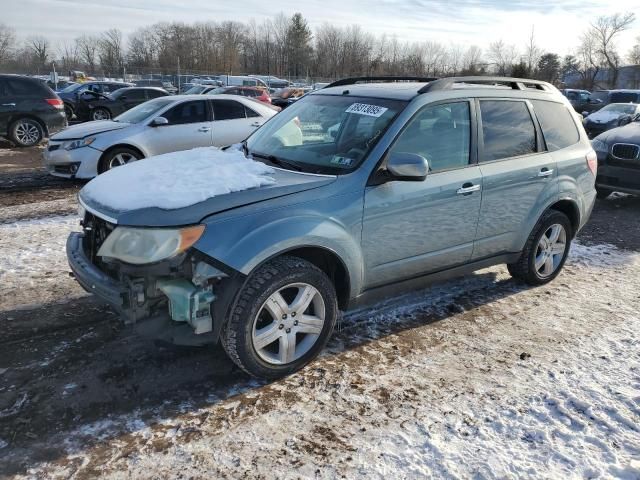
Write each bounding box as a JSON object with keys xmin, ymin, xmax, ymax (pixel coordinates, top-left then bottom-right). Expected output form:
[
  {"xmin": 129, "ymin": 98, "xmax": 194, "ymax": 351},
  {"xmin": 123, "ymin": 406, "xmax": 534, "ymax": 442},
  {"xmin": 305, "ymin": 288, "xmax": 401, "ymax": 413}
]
[{"xmin": 68, "ymin": 76, "xmax": 597, "ymax": 378}]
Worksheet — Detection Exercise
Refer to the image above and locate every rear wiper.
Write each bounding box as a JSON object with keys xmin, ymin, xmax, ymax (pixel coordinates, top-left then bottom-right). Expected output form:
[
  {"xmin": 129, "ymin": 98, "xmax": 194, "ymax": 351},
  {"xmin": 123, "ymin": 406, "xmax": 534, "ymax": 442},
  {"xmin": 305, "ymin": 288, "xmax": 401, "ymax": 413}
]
[{"xmin": 250, "ymin": 151, "xmax": 303, "ymax": 172}]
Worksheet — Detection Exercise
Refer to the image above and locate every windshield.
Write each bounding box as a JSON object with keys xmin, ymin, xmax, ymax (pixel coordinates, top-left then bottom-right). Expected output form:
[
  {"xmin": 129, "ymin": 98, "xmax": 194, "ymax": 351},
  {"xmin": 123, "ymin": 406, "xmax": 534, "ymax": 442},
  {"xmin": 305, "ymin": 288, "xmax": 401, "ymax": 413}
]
[
  {"xmin": 246, "ymin": 94, "xmax": 407, "ymax": 174},
  {"xmin": 114, "ymin": 97, "xmax": 174, "ymax": 123},
  {"xmin": 602, "ymin": 104, "xmax": 637, "ymax": 114},
  {"xmin": 60, "ymin": 83, "xmax": 84, "ymax": 94}
]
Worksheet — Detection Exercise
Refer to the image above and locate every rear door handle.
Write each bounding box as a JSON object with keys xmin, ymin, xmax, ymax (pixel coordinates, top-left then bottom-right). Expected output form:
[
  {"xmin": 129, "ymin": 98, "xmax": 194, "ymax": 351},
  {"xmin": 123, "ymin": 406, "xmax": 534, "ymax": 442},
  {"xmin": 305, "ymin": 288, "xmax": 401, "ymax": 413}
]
[
  {"xmin": 1, "ymin": 103, "xmax": 16, "ymax": 107},
  {"xmin": 198, "ymin": 127, "xmax": 211, "ymax": 132},
  {"xmin": 538, "ymin": 168, "xmax": 554, "ymax": 178},
  {"xmin": 250, "ymin": 122, "xmax": 262, "ymax": 127},
  {"xmin": 456, "ymin": 183, "xmax": 481, "ymax": 195}
]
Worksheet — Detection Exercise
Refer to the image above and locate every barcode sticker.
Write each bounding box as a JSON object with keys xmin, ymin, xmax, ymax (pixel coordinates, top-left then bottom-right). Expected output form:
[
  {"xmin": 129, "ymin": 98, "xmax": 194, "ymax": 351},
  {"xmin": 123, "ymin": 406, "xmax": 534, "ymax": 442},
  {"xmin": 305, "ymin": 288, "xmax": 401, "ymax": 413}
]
[{"xmin": 345, "ymin": 103, "xmax": 388, "ymax": 117}]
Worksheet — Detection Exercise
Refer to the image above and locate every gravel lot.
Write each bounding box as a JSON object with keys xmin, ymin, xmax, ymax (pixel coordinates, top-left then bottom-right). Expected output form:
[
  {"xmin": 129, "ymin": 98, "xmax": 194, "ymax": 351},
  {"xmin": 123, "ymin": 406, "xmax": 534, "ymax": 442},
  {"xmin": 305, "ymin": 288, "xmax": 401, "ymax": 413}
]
[{"xmin": 0, "ymin": 146, "xmax": 639, "ymax": 479}]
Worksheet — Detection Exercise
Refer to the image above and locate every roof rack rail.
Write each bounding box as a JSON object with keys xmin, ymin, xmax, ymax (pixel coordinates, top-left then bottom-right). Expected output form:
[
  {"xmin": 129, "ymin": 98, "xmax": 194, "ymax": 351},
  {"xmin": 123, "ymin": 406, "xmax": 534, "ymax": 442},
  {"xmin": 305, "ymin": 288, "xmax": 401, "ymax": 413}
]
[
  {"xmin": 326, "ymin": 76, "xmax": 439, "ymax": 88},
  {"xmin": 418, "ymin": 76, "xmax": 554, "ymax": 94}
]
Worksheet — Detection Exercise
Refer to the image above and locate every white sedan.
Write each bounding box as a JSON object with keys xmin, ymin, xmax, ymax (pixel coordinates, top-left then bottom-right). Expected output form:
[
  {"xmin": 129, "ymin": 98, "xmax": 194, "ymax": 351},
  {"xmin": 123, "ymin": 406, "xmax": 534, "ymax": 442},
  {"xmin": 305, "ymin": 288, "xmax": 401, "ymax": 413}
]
[{"xmin": 43, "ymin": 94, "xmax": 278, "ymax": 178}]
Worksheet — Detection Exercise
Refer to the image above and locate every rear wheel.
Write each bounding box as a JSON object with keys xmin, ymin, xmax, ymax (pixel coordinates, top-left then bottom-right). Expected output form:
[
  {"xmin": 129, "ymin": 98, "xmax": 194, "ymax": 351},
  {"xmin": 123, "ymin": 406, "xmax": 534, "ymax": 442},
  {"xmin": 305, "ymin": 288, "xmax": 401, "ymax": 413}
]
[
  {"xmin": 507, "ymin": 210, "xmax": 572, "ymax": 285},
  {"xmin": 64, "ymin": 103, "xmax": 74, "ymax": 120},
  {"xmin": 98, "ymin": 147, "xmax": 142, "ymax": 174},
  {"xmin": 91, "ymin": 107, "xmax": 111, "ymax": 121},
  {"xmin": 9, "ymin": 118, "xmax": 44, "ymax": 147},
  {"xmin": 221, "ymin": 256, "xmax": 338, "ymax": 379}
]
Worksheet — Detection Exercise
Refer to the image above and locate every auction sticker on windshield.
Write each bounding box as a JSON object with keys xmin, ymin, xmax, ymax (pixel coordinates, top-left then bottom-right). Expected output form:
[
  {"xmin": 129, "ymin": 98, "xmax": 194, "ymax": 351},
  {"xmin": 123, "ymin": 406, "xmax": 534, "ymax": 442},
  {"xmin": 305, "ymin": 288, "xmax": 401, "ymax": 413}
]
[{"xmin": 346, "ymin": 103, "xmax": 389, "ymax": 117}]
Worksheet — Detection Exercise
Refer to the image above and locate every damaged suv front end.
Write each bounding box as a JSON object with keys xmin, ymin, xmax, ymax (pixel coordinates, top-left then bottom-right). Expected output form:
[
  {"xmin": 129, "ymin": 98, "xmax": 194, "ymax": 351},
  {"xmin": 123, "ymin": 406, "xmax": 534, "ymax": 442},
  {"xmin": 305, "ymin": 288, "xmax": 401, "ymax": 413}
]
[{"xmin": 67, "ymin": 203, "xmax": 236, "ymax": 342}]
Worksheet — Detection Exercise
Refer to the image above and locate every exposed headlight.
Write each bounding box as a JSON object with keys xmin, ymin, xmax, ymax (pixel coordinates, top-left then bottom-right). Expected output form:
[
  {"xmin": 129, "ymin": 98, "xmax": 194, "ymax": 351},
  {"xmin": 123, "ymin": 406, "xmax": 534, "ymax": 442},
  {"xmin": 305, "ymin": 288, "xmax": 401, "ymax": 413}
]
[
  {"xmin": 64, "ymin": 137, "xmax": 96, "ymax": 151},
  {"xmin": 97, "ymin": 225, "xmax": 205, "ymax": 265},
  {"xmin": 591, "ymin": 138, "xmax": 609, "ymax": 153}
]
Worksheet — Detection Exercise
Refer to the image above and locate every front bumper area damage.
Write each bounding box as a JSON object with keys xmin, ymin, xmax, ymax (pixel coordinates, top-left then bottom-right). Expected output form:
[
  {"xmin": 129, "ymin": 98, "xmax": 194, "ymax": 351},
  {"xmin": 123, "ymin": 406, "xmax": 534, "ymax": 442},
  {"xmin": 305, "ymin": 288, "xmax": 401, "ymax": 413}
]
[{"xmin": 67, "ymin": 230, "xmax": 237, "ymax": 344}]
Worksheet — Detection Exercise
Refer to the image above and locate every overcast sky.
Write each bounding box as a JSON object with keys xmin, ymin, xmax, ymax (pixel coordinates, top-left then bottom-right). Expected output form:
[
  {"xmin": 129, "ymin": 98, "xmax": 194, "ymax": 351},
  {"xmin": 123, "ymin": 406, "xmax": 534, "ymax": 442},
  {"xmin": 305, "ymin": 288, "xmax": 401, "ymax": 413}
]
[{"xmin": 5, "ymin": 0, "xmax": 640, "ymax": 57}]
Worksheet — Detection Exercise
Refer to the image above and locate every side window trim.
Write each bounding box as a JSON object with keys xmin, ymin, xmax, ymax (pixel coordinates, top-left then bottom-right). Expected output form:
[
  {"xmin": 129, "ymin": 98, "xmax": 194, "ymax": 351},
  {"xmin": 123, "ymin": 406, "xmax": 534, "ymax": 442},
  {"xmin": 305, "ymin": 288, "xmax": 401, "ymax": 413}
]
[{"xmin": 475, "ymin": 98, "xmax": 544, "ymax": 164}]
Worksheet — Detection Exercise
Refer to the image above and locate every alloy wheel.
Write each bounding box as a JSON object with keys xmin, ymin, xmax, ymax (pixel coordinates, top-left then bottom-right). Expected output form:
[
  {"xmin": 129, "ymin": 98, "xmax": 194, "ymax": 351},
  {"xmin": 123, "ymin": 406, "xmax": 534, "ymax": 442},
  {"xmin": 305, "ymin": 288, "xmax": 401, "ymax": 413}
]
[
  {"xmin": 252, "ymin": 283, "xmax": 326, "ymax": 365},
  {"xmin": 108, "ymin": 152, "xmax": 136, "ymax": 169},
  {"xmin": 534, "ymin": 224, "xmax": 567, "ymax": 278},
  {"xmin": 92, "ymin": 109, "xmax": 110, "ymax": 121},
  {"xmin": 14, "ymin": 121, "xmax": 41, "ymax": 146}
]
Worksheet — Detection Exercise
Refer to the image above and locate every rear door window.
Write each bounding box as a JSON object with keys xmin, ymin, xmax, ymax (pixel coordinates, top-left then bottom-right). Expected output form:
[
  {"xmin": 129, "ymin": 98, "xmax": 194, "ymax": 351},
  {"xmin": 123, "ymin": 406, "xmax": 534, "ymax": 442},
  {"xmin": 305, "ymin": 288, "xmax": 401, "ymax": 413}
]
[
  {"xmin": 531, "ymin": 100, "xmax": 580, "ymax": 151},
  {"xmin": 163, "ymin": 100, "xmax": 208, "ymax": 125},
  {"xmin": 124, "ymin": 89, "xmax": 146, "ymax": 101},
  {"xmin": 212, "ymin": 99, "xmax": 247, "ymax": 120},
  {"xmin": 610, "ymin": 92, "xmax": 640, "ymax": 103},
  {"xmin": 479, "ymin": 100, "xmax": 537, "ymax": 161},
  {"xmin": 6, "ymin": 78, "xmax": 38, "ymax": 96}
]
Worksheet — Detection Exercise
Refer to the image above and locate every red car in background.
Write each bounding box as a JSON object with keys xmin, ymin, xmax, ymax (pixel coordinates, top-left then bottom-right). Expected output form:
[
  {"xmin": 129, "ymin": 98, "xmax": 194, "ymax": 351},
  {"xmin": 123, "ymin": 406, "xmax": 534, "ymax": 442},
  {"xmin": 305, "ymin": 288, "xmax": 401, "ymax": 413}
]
[{"xmin": 207, "ymin": 86, "xmax": 272, "ymax": 105}]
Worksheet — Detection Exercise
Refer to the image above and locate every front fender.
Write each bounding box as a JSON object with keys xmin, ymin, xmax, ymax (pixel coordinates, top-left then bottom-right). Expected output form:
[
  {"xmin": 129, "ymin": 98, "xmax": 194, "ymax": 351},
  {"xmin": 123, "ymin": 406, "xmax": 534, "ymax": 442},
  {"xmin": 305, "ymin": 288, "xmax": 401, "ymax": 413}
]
[{"xmin": 193, "ymin": 196, "xmax": 365, "ymax": 299}]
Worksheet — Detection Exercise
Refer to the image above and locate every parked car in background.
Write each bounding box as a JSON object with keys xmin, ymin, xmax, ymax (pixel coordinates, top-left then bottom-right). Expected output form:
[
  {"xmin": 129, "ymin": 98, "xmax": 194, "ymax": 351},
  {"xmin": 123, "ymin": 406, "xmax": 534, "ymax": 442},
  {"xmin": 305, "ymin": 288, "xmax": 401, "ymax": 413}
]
[
  {"xmin": 592, "ymin": 115, "xmax": 640, "ymax": 198},
  {"xmin": 271, "ymin": 87, "xmax": 309, "ymax": 109},
  {"xmin": 582, "ymin": 103, "xmax": 640, "ymax": 138},
  {"xmin": 74, "ymin": 87, "xmax": 170, "ymax": 121},
  {"xmin": 312, "ymin": 82, "xmax": 330, "ymax": 90},
  {"xmin": 43, "ymin": 94, "xmax": 276, "ymax": 178},
  {"xmin": 0, "ymin": 74, "xmax": 66, "ymax": 147},
  {"xmin": 179, "ymin": 83, "xmax": 197, "ymax": 93},
  {"xmin": 207, "ymin": 86, "xmax": 272, "ymax": 104},
  {"xmin": 217, "ymin": 75, "xmax": 268, "ymax": 88},
  {"xmin": 250, "ymin": 75, "xmax": 289, "ymax": 89},
  {"xmin": 134, "ymin": 79, "xmax": 177, "ymax": 94},
  {"xmin": 66, "ymin": 76, "xmax": 596, "ymax": 379},
  {"xmin": 44, "ymin": 79, "xmax": 77, "ymax": 92},
  {"xmin": 560, "ymin": 88, "xmax": 602, "ymax": 114},
  {"xmin": 58, "ymin": 81, "xmax": 133, "ymax": 120},
  {"xmin": 183, "ymin": 84, "xmax": 218, "ymax": 95}
]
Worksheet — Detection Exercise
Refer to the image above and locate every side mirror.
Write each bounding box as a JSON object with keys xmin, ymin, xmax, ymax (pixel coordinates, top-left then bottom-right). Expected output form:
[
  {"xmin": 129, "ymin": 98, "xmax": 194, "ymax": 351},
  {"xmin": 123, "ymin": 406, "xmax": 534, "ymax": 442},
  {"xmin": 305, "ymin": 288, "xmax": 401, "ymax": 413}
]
[
  {"xmin": 150, "ymin": 116, "xmax": 169, "ymax": 127},
  {"xmin": 386, "ymin": 152, "xmax": 429, "ymax": 181},
  {"xmin": 581, "ymin": 111, "xmax": 589, "ymax": 118}
]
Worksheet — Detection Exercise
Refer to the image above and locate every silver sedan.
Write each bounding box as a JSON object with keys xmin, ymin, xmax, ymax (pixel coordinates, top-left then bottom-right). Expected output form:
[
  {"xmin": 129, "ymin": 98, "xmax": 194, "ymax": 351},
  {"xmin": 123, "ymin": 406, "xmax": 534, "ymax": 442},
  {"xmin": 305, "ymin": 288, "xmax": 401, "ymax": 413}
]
[{"xmin": 43, "ymin": 94, "xmax": 277, "ymax": 178}]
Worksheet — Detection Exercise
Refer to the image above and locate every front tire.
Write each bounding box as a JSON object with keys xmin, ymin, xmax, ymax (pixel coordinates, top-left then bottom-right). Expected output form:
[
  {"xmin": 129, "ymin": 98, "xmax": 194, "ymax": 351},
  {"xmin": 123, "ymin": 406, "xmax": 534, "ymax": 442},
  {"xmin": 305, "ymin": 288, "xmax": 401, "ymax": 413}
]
[
  {"xmin": 9, "ymin": 118, "xmax": 44, "ymax": 147},
  {"xmin": 221, "ymin": 256, "xmax": 338, "ymax": 379},
  {"xmin": 98, "ymin": 147, "xmax": 142, "ymax": 174},
  {"xmin": 507, "ymin": 210, "xmax": 572, "ymax": 285},
  {"xmin": 91, "ymin": 107, "xmax": 111, "ymax": 121}
]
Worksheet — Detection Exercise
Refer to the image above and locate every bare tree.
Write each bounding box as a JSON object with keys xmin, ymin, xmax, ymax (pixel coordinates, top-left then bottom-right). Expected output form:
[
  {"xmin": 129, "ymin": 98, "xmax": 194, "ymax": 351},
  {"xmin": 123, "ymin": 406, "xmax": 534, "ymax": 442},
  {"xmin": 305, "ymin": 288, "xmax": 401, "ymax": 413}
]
[
  {"xmin": 461, "ymin": 45, "xmax": 483, "ymax": 74},
  {"xmin": 524, "ymin": 27, "xmax": 543, "ymax": 77},
  {"xmin": 587, "ymin": 12, "xmax": 635, "ymax": 87},
  {"xmin": 488, "ymin": 40, "xmax": 518, "ymax": 76},
  {"xmin": 0, "ymin": 23, "xmax": 16, "ymax": 66},
  {"xmin": 27, "ymin": 36, "xmax": 50, "ymax": 70},
  {"xmin": 628, "ymin": 37, "xmax": 640, "ymax": 65},
  {"xmin": 76, "ymin": 35, "xmax": 98, "ymax": 73},
  {"xmin": 577, "ymin": 32, "xmax": 602, "ymax": 89}
]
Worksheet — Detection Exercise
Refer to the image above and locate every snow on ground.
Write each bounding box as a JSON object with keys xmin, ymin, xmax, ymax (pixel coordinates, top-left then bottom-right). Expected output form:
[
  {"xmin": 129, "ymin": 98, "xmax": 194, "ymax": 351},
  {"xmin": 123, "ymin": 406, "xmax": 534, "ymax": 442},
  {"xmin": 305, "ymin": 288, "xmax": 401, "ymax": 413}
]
[
  {"xmin": 12, "ymin": 242, "xmax": 640, "ymax": 479},
  {"xmin": 0, "ymin": 215, "xmax": 84, "ymax": 310},
  {"xmin": 81, "ymin": 147, "xmax": 275, "ymax": 211}
]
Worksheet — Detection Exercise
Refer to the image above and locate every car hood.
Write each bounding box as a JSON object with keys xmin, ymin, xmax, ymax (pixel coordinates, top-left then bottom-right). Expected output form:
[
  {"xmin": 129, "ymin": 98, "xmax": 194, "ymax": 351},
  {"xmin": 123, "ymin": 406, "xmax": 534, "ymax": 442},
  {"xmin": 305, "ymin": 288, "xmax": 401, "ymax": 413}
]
[
  {"xmin": 79, "ymin": 168, "xmax": 337, "ymax": 227},
  {"xmin": 596, "ymin": 122, "xmax": 640, "ymax": 144},
  {"xmin": 586, "ymin": 110, "xmax": 624, "ymax": 124},
  {"xmin": 52, "ymin": 120, "xmax": 130, "ymax": 140}
]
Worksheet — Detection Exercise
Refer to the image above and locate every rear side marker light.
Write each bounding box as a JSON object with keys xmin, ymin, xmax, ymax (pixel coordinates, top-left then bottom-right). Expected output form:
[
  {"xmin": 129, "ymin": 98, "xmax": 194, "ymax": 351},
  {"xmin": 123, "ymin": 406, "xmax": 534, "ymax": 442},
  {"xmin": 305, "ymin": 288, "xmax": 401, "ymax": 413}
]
[
  {"xmin": 586, "ymin": 149, "xmax": 597, "ymax": 176},
  {"xmin": 46, "ymin": 98, "xmax": 64, "ymax": 110}
]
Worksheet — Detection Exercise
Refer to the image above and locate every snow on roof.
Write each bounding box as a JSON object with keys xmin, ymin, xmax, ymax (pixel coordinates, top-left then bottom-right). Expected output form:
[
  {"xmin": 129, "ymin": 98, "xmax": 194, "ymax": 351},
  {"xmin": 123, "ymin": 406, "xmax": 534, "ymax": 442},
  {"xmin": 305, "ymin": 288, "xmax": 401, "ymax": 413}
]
[{"xmin": 81, "ymin": 146, "xmax": 275, "ymax": 211}]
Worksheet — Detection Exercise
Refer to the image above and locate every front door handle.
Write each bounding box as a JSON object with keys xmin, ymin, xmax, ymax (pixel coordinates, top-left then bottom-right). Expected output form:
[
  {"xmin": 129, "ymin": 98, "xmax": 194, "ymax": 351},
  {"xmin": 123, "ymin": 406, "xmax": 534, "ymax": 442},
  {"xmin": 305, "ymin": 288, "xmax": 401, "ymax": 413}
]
[
  {"xmin": 197, "ymin": 127, "xmax": 211, "ymax": 132},
  {"xmin": 1, "ymin": 103, "xmax": 16, "ymax": 107},
  {"xmin": 538, "ymin": 168, "xmax": 554, "ymax": 178},
  {"xmin": 456, "ymin": 183, "xmax": 481, "ymax": 195},
  {"xmin": 250, "ymin": 122, "xmax": 262, "ymax": 127}
]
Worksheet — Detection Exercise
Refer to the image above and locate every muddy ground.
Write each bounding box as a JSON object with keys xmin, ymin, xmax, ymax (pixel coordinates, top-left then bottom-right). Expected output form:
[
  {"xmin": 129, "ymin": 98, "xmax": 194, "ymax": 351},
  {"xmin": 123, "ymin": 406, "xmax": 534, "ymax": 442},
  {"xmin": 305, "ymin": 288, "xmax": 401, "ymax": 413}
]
[{"xmin": 0, "ymin": 146, "xmax": 639, "ymax": 478}]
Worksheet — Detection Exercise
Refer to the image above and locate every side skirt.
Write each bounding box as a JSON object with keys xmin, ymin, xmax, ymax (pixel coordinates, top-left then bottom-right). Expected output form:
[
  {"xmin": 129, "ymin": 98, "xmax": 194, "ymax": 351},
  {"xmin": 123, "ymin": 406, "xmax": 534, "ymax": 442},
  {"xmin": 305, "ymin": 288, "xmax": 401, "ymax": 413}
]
[{"xmin": 347, "ymin": 253, "xmax": 521, "ymax": 311}]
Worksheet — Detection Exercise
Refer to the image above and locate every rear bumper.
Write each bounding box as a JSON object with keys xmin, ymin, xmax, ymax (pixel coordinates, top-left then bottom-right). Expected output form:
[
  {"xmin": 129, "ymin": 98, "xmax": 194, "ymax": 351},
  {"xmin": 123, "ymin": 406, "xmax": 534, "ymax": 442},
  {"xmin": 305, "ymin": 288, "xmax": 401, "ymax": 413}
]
[{"xmin": 42, "ymin": 111, "xmax": 67, "ymax": 137}]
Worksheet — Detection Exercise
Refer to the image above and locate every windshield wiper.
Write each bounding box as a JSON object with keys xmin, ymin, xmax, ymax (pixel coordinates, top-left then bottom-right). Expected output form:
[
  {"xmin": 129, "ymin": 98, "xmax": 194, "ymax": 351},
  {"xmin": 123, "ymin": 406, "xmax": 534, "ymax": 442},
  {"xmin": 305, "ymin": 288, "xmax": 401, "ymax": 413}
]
[{"xmin": 250, "ymin": 151, "xmax": 303, "ymax": 172}]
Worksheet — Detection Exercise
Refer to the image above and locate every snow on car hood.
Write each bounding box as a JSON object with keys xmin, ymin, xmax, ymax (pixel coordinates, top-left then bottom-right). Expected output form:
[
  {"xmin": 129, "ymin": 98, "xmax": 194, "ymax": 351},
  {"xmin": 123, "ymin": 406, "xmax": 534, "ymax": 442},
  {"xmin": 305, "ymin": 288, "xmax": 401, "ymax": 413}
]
[
  {"xmin": 52, "ymin": 120, "xmax": 130, "ymax": 140},
  {"xmin": 79, "ymin": 146, "xmax": 337, "ymax": 226},
  {"xmin": 586, "ymin": 110, "xmax": 624, "ymax": 124}
]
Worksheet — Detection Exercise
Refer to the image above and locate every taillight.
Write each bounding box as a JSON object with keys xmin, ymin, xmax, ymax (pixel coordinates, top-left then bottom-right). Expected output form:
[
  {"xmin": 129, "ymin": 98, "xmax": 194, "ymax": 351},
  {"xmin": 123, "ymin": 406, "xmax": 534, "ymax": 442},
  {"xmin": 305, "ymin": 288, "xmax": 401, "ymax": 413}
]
[
  {"xmin": 46, "ymin": 98, "xmax": 64, "ymax": 110},
  {"xmin": 586, "ymin": 149, "xmax": 597, "ymax": 176}
]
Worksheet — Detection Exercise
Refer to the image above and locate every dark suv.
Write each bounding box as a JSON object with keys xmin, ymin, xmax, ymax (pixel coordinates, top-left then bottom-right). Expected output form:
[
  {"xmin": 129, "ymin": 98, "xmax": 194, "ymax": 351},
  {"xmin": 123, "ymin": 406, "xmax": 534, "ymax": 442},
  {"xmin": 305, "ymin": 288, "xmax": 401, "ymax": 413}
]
[
  {"xmin": 58, "ymin": 81, "xmax": 133, "ymax": 121},
  {"xmin": 0, "ymin": 74, "xmax": 67, "ymax": 147}
]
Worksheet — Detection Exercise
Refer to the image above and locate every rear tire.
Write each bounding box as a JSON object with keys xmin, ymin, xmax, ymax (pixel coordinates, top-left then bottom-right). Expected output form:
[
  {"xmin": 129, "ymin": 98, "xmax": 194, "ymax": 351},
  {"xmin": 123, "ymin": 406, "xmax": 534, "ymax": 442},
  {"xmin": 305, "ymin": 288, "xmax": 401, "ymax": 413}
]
[
  {"xmin": 221, "ymin": 256, "xmax": 338, "ymax": 379},
  {"xmin": 9, "ymin": 118, "xmax": 44, "ymax": 147},
  {"xmin": 596, "ymin": 187, "xmax": 612, "ymax": 199},
  {"xmin": 507, "ymin": 210, "xmax": 572, "ymax": 286},
  {"xmin": 98, "ymin": 147, "xmax": 142, "ymax": 174},
  {"xmin": 64, "ymin": 103, "xmax": 74, "ymax": 120}
]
